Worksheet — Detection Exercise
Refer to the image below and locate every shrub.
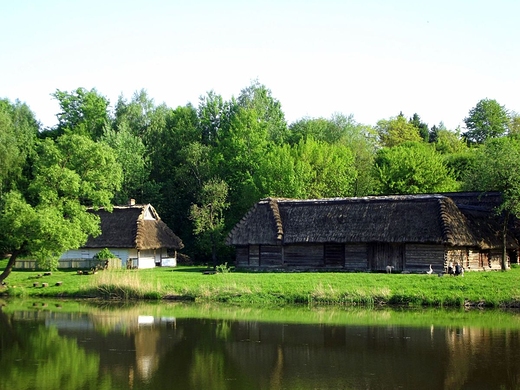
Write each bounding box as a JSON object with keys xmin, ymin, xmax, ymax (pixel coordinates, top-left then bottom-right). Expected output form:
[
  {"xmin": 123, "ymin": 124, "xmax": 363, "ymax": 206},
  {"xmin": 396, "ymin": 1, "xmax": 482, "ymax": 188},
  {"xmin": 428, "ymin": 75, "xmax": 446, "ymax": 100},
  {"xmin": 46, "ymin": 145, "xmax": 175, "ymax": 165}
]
[{"xmin": 94, "ymin": 248, "xmax": 117, "ymax": 260}]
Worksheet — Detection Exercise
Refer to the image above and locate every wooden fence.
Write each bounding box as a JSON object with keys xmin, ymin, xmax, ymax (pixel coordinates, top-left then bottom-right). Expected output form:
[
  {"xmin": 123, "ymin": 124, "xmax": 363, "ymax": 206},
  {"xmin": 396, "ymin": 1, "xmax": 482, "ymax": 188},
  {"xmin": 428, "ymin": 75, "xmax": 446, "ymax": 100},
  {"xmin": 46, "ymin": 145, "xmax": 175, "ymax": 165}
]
[{"xmin": 15, "ymin": 258, "xmax": 122, "ymax": 270}]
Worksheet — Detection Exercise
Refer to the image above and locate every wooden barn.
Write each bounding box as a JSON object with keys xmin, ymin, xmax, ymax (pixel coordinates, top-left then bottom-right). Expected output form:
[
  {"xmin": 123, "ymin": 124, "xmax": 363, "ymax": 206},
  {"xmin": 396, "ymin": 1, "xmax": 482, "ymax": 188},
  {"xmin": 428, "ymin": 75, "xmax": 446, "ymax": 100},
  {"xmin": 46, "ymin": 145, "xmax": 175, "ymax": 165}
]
[
  {"xmin": 226, "ymin": 192, "xmax": 519, "ymax": 273},
  {"xmin": 58, "ymin": 201, "xmax": 184, "ymax": 269}
]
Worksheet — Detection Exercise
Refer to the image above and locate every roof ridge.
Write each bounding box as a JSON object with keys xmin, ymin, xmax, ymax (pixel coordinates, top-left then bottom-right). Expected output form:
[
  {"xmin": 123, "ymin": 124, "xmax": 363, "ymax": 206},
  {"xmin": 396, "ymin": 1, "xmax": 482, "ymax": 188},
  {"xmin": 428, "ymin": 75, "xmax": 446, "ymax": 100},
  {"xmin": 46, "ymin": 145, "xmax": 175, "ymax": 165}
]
[
  {"xmin": 267, "ymin": 198, "xmax": 284, "ymax": 241},
  {"xmin": 134, "ymin": 207, "xmax": 146, "ymax": 249},
  {"xmin": 437, "ymin": 198, "xmax": 455, "ymax": 244}
]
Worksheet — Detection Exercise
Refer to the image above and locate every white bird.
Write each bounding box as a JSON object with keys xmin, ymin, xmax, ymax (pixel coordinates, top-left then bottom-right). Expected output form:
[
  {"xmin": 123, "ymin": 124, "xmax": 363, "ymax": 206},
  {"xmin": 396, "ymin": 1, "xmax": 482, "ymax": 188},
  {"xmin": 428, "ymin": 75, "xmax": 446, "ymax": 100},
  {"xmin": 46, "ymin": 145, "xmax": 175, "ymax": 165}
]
[{"xmin": 427, "ymin": 264, "xmax": 433, "ymax": 275}]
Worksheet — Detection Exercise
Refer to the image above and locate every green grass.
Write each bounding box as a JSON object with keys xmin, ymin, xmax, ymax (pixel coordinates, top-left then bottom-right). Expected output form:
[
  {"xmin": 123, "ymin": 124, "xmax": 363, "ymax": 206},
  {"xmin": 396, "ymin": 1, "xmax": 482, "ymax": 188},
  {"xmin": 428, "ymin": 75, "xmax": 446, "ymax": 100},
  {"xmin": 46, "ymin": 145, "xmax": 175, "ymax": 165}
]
[{"xmin": 2, "ymin": 258, "xmax": 520, "ymax": 308}]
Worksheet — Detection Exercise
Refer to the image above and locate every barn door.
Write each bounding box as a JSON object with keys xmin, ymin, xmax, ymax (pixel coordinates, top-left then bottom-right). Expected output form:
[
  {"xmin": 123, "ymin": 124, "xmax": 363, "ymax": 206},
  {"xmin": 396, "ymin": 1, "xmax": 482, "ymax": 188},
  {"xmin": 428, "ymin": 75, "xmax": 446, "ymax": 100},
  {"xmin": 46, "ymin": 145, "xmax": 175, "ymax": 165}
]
[{"xmin": 369, "ymin": 243, "xmax": 404, "ymax": 272}]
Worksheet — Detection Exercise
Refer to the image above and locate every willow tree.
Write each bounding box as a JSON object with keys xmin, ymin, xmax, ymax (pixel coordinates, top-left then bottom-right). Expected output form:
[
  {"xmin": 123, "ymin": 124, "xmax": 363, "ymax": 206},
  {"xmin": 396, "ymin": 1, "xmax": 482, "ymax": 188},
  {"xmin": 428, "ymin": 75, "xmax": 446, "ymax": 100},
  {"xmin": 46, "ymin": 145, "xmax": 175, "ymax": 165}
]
[{"xmin": 0, "ymin": 134, "xmax": 122, "ymax": 283}]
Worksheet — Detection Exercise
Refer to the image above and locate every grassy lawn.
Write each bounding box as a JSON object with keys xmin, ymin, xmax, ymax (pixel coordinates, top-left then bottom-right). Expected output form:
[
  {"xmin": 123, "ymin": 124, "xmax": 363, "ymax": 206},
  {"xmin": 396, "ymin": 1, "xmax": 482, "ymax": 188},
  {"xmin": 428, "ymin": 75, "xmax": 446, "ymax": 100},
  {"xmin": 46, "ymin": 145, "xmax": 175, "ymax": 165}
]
[{"xmin": 2, "ymin": 258, "xmax": 520, "ymax": 307}]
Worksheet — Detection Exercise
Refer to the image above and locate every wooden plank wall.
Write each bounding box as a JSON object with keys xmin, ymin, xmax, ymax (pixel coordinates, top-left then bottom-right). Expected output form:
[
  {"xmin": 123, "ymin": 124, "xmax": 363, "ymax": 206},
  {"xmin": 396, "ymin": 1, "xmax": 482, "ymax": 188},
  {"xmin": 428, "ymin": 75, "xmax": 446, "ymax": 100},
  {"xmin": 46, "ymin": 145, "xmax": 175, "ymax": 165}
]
[
  {"xmin": 324, "ymin": 244, "xmax": 344, "ymax": 268},
  {"xmin": 368, "ymin": 243, "xmax": 404, "ymax": 271},
  {"xmin": 249, "ymin": 245, "xmax": 260, "ymax": 267},
  {"xmin": 260, "ymin": 245, "xmax": 283, "ymax": 267},
  {"xmin": 406, "ymin": 244, "xmax": 445, "ymax": 273},
  {"xmin": 284, "ymin": 244, "xmax": 324, "ymax": 268},
  {"xmin": 466, "ymin": 250, "xmax": 483, "ymax": 270},
  {"xmin": 15, "ymin": 259, "xmax": 122, "ymax": 270},
  {"xmin": 235, "ymin": 247, "xmax": 249, "ymax": 266},
  {"xmin": 489, "ymin": 250, "xmax": 505, "ymax": 270},
  {"xmin": 344, "ymin": 244, "xmax": 368, "ymax": 271}
]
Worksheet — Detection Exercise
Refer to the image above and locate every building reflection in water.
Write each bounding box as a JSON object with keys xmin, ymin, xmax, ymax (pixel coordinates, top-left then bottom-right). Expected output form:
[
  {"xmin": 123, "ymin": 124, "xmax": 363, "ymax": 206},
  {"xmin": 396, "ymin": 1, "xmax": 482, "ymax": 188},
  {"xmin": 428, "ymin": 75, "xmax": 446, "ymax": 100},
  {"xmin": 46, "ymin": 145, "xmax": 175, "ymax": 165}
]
[{"xmin": 3, "ymin": 307, "xmax": 520, "ymax": 390}]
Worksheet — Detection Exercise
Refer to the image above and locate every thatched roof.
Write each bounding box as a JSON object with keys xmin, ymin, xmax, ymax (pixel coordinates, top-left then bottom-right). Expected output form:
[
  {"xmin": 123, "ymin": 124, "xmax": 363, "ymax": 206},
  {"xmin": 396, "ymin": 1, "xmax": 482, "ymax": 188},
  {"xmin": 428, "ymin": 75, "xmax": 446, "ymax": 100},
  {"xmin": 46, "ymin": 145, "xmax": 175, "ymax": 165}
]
[
  {"xmin": 84, "ymin": 204, "xmax": 183, "ymax": 250},
  {"xmin": 227, "ymin": 193, "xmax": 517, "ymax": 250}
]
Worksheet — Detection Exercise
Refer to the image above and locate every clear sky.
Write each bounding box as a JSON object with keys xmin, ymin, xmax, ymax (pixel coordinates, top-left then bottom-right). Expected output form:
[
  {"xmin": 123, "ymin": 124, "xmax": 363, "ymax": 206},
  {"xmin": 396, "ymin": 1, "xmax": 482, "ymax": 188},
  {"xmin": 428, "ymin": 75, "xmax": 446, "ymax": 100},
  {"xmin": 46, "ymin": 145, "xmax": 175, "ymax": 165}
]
[{"xmin": 1, "ymin": 0, "xmax": 519, "ymax": 130}]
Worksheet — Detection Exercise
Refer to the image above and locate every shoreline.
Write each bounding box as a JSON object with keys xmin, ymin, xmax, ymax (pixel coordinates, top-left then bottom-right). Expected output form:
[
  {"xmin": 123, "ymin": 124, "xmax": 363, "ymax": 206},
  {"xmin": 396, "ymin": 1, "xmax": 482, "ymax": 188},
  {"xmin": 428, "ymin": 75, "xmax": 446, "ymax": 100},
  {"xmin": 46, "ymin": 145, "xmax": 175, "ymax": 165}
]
[{"xmin": 2, "ymin": 265, "xmax": 520, "ymax": 308}]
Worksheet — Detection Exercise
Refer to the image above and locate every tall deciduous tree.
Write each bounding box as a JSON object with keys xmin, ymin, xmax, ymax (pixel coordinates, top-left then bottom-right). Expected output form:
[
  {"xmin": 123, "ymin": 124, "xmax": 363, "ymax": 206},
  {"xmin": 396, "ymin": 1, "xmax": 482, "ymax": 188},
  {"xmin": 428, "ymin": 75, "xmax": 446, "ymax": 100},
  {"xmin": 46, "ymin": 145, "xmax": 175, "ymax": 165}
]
[
  {"xmin": 288, "ymin": 114, "xmax": 377, "ymax": 196},
  {"xmin": 375, "ymin": 142, "xmax": 458, "ymax": 195},
  {"xmin": 212, "ymin": 106, "xmax": 268, "ymax": 224},
  {"xmin": 463, "ymin": 137, "xmax": 520, "ymax": 270},
  {"xmin": 50, "ymin": 88, "xmax": 110, "ymax": 141},
  {"xmin": 198, "ymin": 91, "xmax": 233, "ymax": 146},
  {"xmin": 463, "ymin": 98, "xmax": 509, "ymax": 144},
  {"xmin": 376, "ymin": 114, "xmax": 422, "ymax": 147},
  {"xmin": 0, "ymin": 134, "xmax": 122, "ymax": 282},
  {"xmin": 101, "ymin": 122, "xmax": 148, "ymax": 204},
  {"xmin": 237, "ymin": 80, "xmax": 289, "ymax": 144},
  {"xmin": 0, "ymin": 99, "xmax": 39, "ymax": 196},
  {"xmin": 509, "ymin": 112, "xmax": 520, "ymax": 136},
  {"xmin": 113, "ymin": 89, "xmax": 155, "ymax": 138},
  {"xmin": 292, "ymin": 138, "xmax": 357, "ymax": 198}
]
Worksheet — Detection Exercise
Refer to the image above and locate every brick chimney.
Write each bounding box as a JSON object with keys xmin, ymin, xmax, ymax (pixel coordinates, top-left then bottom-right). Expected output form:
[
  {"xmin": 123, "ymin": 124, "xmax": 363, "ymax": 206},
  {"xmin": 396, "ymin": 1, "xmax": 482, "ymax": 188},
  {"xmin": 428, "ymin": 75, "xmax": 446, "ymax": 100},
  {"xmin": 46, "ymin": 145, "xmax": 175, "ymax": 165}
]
[{"xmin": 128, "ymin": 199, "xmax": 136, "ymax": 206}]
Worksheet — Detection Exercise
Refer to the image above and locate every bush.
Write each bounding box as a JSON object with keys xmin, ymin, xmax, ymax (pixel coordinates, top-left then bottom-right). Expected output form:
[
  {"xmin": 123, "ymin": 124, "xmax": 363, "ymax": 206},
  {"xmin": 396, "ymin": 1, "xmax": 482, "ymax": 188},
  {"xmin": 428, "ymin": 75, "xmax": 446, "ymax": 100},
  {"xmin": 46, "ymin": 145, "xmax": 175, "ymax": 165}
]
[
  {"xmin": 215, "ymin": 262, "xmax": 233, "ymax": 274},
  {"xmin": 94, "ymin": 248, "xmax": 117, "ymax": 260}
]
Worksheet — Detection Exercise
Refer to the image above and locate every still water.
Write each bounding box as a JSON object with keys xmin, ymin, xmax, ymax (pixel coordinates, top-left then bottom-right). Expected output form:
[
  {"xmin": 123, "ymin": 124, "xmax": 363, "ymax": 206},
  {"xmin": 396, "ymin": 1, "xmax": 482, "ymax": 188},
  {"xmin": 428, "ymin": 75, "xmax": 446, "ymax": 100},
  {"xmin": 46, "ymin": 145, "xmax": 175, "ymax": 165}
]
[{"xmin": 1, "ymin": 299, "xmax": 520, "ymax": 390}]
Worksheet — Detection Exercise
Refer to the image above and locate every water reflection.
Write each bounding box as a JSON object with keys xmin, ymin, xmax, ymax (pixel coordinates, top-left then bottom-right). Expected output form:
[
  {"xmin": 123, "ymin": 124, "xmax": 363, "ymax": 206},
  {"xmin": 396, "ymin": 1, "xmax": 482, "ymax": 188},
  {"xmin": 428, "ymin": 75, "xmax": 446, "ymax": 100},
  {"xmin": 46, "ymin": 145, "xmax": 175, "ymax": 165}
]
[{"xmin": 1, "ymin": 300, "xmax": 520, "ymax": 389}]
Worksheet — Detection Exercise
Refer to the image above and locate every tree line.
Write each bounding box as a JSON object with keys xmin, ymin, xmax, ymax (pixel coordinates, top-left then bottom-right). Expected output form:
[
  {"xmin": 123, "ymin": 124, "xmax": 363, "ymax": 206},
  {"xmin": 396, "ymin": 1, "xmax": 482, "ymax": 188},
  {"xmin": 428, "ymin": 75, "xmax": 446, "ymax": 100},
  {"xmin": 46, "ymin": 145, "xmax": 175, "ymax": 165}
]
[{"xmin": 1, "ymin": 81, "xmax": 519, "ymax": 278}]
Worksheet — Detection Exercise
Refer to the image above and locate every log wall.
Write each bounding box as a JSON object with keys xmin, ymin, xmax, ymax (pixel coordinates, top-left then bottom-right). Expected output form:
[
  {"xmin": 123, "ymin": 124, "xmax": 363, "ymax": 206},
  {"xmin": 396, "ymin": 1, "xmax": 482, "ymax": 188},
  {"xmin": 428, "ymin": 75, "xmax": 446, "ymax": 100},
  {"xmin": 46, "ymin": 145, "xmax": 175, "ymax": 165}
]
[
  {"xmin": 284, "ymin": 244, "xmax": 324, "ymax": 268},
  {"xmin": 235, "ymin": 247, "xmax": 249, "ymax": 267},
  {"xmin": 324, "ymin": 244, "xmax": 344, "ymax": 268},
  {"xmin": 260, "ymin": 245, "xmax": 283, "ymax": 267},
  {"xmin": 234, "ymin": 242, "xmax": 507, "ymax": 273},
  {"xmin": 344, "ymin": 244, "xmax": 368, "ymax": 271},
  {"xmin": 405, "ymin": 244, "xmax": 445, "ymax": 273},
  {"xmin": 249, "ymin": 245, "xmax": 260, "ymax": 267}
]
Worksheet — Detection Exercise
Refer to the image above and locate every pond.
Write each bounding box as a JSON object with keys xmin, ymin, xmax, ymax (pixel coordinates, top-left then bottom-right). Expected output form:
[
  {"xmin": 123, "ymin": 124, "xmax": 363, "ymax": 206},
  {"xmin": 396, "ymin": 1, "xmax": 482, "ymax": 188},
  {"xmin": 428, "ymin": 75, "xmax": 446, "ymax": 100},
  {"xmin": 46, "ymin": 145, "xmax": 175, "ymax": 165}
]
[{"xmin": 1, "ymin": 299, "xmax": 520, "ymax": 389}]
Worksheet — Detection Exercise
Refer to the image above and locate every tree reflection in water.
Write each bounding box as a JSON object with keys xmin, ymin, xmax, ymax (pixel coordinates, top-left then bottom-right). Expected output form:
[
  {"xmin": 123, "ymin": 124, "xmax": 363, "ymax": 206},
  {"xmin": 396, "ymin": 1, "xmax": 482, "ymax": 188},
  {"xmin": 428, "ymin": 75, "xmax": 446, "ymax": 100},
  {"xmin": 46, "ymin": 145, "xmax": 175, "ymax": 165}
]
[
  {"xmin": 0, "ymin": 309, "xmax": 112, "ymax": 390},
  {"xmin": 2, "ymin": 303, "xmax": 520, "ymax": 390}
]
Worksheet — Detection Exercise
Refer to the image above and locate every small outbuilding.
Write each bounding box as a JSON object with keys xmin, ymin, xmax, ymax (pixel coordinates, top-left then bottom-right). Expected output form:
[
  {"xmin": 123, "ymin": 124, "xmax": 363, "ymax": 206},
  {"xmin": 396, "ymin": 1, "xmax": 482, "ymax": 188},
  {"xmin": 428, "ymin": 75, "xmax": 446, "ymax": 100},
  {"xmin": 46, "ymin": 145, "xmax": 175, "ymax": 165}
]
[
  {"xmin": 226, "ymin": 192, "xmax": 519, "ymax": 273},
  {"xmin": 59, "ymin": 201, "xmax": 183, "ymax": 269}
]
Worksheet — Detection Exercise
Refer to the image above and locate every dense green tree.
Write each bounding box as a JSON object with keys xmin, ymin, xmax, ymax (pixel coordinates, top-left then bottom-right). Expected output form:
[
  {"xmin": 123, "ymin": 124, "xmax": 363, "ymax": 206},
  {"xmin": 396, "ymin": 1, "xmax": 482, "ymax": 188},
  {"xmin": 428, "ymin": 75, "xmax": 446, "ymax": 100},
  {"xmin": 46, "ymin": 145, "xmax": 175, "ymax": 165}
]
[
  {"xmin": 50, "ymin": 87, "xmax": 110, "ymax": 140},
  {"xmin": 444, "ymin": 149, "xmax": 476, "ymax": 182},
  {"xmin": 409, "ymin": 113, "xmax": 429, "ymax": 142},
  {"xmin": 375, "ymin": 142, "xmax": 458, "ymax": 195},
  {"xmin": 145, "ymin": 104, "xmax": 200, "ymax": 182},
  {"xmin": 237, "ymin": 80, "xmax": 289, "ymax": 144},
  {"xmin": 288, "ymin": 117, "xmax": 333, "ymax": 145},
  {"xmin": 287, "ymin": 114, "xmax": 377, "ymax": 195},
  {"xmin": 434, "ymin": 128, "xmax": 467, "ymax": 155},
  {"xmin": 330, "ymin": 114, "xmax": 378, "ymax": 196},
  {"xmin": 463, "ymin": 137, "xmax": 520, "ymax": 269},
  {"xmin": 101, "ymin": 122, "xmax": 148, "ymax": 204},
  {"xmin": 463, "ymin": 98, "xmax": 509, "ymax": 144},
  {"xmin": 113, "ymin": 89, "xmax": 155, "ymax": 137},
  {"xmin": 293, "ymin": 137, "xmax": 357, "ymax": 198},
  {"xmin": 288, "ymin": 114, "xmax": 362, "ymax": 144},
  {"xmin": 510, "ymin": 112, "xmax": 520, "ymax": 136},
  {"xmin": 376, "ymin": 114, "xmax": 422, "ymax": 147},
  {"xmin": 198, "ymin": 91, "xmax": 234, "ymax": 145},
  {"xmin": 0, "ymin": 99, "xmax": 39, "ymax": 196},
  {"xmin": 428, "ymin": 122, "xmax": 448, "ymax": 143},
  {"xmin": 258, "ymin": 138, "xmax": 357, "ymax": 199},
  {"xmin": 189, "ymin": 179, "xmax": 229, "ymax": 268},
  {"xmin": 257, "ymin": 143, "xmax": 303, "ymax": 198},
  {"xmin": 0, "ymin": 134, "xmax": 122, "ymax": 282},
  {"xmin": 212, "ymin": 106, "xmax": 269, "ymax": 223},
  {"xmin": 165, "ymin": 141, "xmax": 215, "ymax": 259}
]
